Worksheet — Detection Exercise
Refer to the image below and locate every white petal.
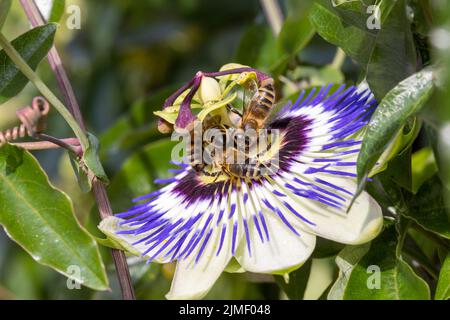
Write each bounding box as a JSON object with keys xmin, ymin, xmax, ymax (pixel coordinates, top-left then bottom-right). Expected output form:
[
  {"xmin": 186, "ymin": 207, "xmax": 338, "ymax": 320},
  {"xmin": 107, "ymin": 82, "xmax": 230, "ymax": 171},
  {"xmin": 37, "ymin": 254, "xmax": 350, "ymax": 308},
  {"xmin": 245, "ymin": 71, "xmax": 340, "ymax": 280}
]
[
  {"xmin": 270, "ymin": 176, "xmax": 383, "ymax": 245},
  {"xmin": 98, "ymin": 216, "xmax": 171, "ymax": 263},
  {"xmin": 307, "ymin": 188, "xmax": 383, "ymax": 245},
  {"xmin": 166, "ymin": 220, "xmax": 234, "ymax": 300},
  {"xmin": 234, "ymin": 207, "xmax": 316, "ymax": 275}
]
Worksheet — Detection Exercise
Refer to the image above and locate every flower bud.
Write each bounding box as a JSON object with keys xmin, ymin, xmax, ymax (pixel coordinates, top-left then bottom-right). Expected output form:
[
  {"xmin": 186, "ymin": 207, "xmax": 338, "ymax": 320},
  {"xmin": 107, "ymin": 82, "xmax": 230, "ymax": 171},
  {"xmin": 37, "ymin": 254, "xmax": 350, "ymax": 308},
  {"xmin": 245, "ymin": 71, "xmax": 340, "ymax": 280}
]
[{"xmin": 198, "ymin": 77, "xmax": 221, "ymax": 104}]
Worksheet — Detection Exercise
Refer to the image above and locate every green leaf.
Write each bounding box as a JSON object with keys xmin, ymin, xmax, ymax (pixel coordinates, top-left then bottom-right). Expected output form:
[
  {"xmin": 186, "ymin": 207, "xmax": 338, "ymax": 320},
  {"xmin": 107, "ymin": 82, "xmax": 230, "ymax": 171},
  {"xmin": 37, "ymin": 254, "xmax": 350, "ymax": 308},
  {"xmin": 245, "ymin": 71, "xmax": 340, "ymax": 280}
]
[
  {"xmin": 366, "ymin": 170, "xmax": 408, "ymax": 215},
  {"xmin": 0, "ymin": 24, "xmax": 57, "ymax": 103},
  {"xmin": 275, "ymin": 259, "xmax": 312, "ymax": 300},
  {"xmin": 0, "ymin": 0, "xmax": 11, "ymax": 30},
  {"xmin": 425, "ymin": 123, "xmax": 450, "ymax": 192},
  {"xmin": 402, "ymin": 176, "xmax": 450, "ymax": 239},
  {"xmin": 278, "ymin": 1, "xmax": 315, "ymax": 56},
  {"xmin": 368, "ymin": 116, "xmax": 420, "ymax": 179},
  {"xmin": 327, "ymin": 243, "xmax": 370, "ymax": 300},
  {"xmin": 309, "ymin": 0, "xmax": 417, "ymax": 100},
  {"xmin": 329, "ymin": 225, "xmax": 430, "ymax": 300},
  {"xmin": 83, "ymin": 132, "xmax": 109, "ymax": 184},
  {"xmin": 357, "ymin": 68, "xmax": 434, "ymax": 191},
  {"xmin": 435, "ymin": 251, "xmax": 450, "ymax": 300},
  {"xmin": 385, "ymin": 147, "xmax": 412, "ymax": 192},
  {"xmin": 309, "ymin": 0, "xmax": 374, "ymax": 64},
  {"xmin": 365, "ymin": 170, "xmax": 443, "ymax": 278},
  {"xmin": 0, "ymin": 144, "xmax": 109, "ymax": 290},
  {"xmin": 49, "ymin": 0, "xmax": 66, "ymax": 23},
  {"xmin": 407, "ymin": 228, "xmax": 439, "ymax": 262},
  {"xmin": 411, "ymin": 147, "xmax": 438, "ymax": 194}
]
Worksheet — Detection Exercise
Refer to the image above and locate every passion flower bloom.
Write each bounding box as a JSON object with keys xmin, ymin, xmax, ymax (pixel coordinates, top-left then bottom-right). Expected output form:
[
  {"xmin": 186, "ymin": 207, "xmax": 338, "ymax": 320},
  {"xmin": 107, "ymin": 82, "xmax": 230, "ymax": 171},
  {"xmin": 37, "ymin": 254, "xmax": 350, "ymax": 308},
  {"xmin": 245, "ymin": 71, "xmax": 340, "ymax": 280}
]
[{"xmin": 100, "ymin": 76, "xmax": 383, "ymax": 299}]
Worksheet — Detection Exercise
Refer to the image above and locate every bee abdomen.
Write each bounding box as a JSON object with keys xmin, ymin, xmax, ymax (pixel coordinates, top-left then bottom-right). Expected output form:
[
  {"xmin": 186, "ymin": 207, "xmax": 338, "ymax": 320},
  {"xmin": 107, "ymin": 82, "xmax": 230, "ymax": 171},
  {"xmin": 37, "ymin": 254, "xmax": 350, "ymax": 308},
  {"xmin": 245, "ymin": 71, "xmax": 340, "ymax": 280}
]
[
  {"xmin": 255, "ymin": 79, "xmax": 275, "ymax": 114},
  {"xmin": 227, "ymin": 163, "xmax": 263, "ymax": 179},
  {"xmin": 243, "ymin": 78, "xmax": 276, "ymax": 130}
]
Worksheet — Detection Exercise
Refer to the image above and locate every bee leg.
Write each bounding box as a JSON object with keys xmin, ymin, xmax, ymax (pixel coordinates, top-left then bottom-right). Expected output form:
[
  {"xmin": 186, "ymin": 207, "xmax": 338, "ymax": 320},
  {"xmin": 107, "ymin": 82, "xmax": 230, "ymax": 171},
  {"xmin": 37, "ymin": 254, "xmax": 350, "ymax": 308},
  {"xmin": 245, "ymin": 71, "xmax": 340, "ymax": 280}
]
[
  {"xmin": 226, "ymin": 104, "xmax": 243, "ymax": 117},
  {"xmin": 212, "ymin": 172, "xmax": 221, "ymax": 183}
]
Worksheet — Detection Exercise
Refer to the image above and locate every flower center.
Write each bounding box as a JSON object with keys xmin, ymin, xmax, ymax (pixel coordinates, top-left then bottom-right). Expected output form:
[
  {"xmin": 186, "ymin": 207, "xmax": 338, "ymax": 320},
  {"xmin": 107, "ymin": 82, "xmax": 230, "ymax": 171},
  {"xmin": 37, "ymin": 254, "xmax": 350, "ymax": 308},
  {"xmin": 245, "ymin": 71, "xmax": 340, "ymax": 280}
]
[{"xmin": 176, "ymin": 115, "xmax": 312, "ymax": 205}]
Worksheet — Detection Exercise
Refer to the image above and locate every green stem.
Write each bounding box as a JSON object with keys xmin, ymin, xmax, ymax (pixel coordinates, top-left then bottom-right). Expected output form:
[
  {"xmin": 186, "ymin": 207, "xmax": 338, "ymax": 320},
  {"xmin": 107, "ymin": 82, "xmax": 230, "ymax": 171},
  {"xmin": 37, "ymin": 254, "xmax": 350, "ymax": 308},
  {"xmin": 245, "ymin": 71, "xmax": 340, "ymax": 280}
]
[
  {"xmin": 331, "ymin": 48, "xmax": 346, "ymax": 70},
  {"xmin": 260, "ymin": 0, "xmax": 284, "ymax": 36},
  {"xmin": 0, "ymin": 32, "xmax": 88, "ymax": 149},
  {"xmin": 396, "ymin": 218, "xmax": 411, "ymax": 258},
  {"xmin": 403, "ymin": 245, "xmax": 439, "ymax": 280}
]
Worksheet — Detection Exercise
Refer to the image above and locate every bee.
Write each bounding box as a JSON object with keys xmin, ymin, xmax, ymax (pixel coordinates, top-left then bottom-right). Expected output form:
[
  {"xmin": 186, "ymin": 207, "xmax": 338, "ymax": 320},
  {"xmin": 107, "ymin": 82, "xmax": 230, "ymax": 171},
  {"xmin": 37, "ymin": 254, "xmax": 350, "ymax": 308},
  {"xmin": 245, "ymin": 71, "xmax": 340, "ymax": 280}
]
[
  {"xmin": 215, "ymin": 76, "xmax": 277, "ymax": 180},
  {"xmin": 187, "ymin": 115, "xmax": 224, "ymax": 174},
  {"xmin": 188, "ymin": 74, "xmax": 278, "ymax": 181},
  {"xmin": 241, "ymin": 77, "xmax": 276, "ymax": 131},
  {"xmin": 222, "ymin": 130, "xmax": 279, "ymax": 179},
  {"xmin": 220, "ymin": 76, "xmax": 277, "ymax": 179}
]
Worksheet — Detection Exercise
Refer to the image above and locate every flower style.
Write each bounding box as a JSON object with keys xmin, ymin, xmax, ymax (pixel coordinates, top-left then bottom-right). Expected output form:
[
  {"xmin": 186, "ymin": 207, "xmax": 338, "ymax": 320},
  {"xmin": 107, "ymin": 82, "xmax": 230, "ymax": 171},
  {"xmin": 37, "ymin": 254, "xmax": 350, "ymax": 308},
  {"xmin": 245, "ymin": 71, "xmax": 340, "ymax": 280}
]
[{"xmin": 99, "ymin": 67, "xmax": 383, "ymax": 300}]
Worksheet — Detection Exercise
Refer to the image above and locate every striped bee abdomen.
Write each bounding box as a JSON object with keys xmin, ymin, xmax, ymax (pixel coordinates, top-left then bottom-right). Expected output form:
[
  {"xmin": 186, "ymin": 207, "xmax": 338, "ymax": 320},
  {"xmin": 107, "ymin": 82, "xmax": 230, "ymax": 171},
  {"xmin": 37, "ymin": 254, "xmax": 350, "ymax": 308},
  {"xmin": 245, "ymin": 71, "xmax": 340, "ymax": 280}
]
[
  {"xmin": 242, "ymin": 77, "xmax": 275, "ymax": 131},
  {"xmin": 226, "ymin": 163, "xmax": 262, "ymax": 179}
]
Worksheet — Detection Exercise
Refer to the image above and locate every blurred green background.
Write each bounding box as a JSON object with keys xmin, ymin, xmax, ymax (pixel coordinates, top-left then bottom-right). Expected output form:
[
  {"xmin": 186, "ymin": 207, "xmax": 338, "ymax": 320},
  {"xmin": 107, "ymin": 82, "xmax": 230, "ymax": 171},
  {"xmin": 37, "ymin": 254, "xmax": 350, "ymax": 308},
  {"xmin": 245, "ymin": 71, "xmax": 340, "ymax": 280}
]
[{"xmin": 1, "ymin": 0, "xmax": 448, "ymax": 300}]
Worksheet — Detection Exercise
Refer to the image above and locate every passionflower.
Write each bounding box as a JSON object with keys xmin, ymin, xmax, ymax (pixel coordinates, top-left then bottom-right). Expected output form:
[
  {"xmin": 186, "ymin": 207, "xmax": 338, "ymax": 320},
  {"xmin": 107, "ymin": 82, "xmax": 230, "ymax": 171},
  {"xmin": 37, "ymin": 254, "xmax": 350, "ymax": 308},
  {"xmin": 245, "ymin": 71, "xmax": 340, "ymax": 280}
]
[{"xmin": 99, "ymin": 65, "xmax": 383, "ymax": 299}]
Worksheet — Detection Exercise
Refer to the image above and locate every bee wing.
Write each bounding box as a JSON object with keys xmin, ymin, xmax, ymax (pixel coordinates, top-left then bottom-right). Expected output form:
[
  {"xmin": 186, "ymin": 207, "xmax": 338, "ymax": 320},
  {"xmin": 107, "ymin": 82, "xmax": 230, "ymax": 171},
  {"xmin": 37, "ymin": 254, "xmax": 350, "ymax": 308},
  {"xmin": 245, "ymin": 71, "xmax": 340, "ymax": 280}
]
[
  {"xmin": 242, "ymin": 78, "xmax": 258, "ymax": 115},
  {"xmin": 265, "ymin": 100, "xmax": 285, "ymax": 126}
]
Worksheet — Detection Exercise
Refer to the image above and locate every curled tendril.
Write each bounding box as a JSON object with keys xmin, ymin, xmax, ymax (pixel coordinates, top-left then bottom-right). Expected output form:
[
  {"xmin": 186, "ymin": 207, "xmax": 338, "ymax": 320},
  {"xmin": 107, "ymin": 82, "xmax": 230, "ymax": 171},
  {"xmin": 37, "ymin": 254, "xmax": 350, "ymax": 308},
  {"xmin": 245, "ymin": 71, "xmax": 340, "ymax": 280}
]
[{"xmin": 0, "ymin": 97, "xmax": 50, "ymax": 146}]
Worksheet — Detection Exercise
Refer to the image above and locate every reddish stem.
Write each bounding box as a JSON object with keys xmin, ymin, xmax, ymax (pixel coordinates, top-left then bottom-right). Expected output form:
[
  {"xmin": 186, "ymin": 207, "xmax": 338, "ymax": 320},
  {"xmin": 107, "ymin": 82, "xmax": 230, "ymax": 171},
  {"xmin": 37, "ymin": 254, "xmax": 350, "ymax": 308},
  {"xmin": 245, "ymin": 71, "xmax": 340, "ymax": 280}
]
[
  {"xmin": 20, "ymin": 0, "xmax": 135, "ymax": 300},
  {"xmin": 163, "ymin": 77, "xmax": 196, "ymax": 109},
  {"xmin": 13, "ymin": 137, "xmax": 80, "ymax": 151}
]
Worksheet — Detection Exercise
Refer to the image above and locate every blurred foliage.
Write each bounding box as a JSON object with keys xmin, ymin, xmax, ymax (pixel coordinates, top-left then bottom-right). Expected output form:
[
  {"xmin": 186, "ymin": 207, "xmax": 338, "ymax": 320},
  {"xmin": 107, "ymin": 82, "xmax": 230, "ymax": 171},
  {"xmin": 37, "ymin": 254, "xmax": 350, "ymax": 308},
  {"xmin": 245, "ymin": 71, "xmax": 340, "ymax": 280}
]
[{"xmin": 0, "ymin": 0, "xmax": 449, "ymax": 300}]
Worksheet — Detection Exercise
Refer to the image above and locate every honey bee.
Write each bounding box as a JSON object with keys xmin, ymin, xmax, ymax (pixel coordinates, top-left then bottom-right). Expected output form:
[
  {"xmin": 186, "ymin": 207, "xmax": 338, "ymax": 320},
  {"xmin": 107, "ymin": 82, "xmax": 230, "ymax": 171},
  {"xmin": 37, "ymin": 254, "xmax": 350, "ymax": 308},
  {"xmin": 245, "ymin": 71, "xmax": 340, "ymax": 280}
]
[
  {"xmin": 221, "ymin": 130, "xmax": 279, "ymax": 179},
  {"xmin": 195, "ymin": 76, "xmax": 278, "ymax": 180},
  {"xmin": 220, "ymin": 76, "xmax": 277, "ymax": 179},
  {"xmin": 187, "ymin": 115, "xmax": 223, "ymax": 174},
  {"xmin": 241, "ymin": 77, "xmax": 276, "ymax": 131}
]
